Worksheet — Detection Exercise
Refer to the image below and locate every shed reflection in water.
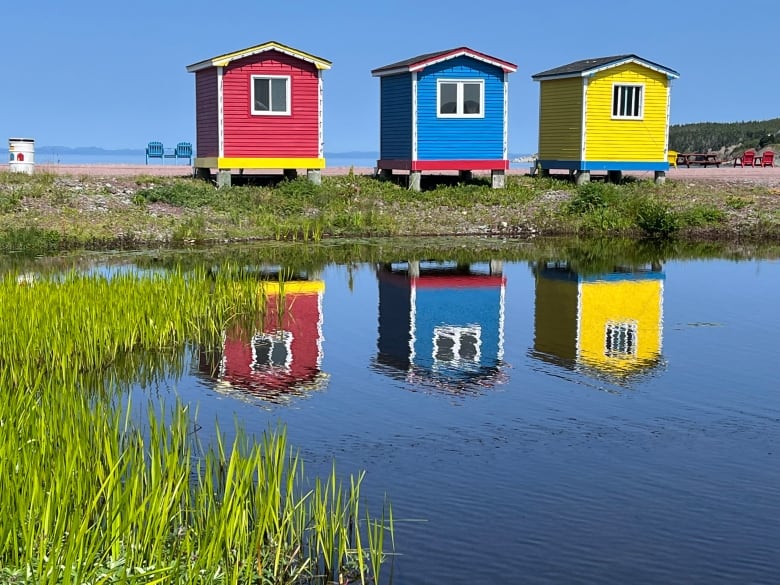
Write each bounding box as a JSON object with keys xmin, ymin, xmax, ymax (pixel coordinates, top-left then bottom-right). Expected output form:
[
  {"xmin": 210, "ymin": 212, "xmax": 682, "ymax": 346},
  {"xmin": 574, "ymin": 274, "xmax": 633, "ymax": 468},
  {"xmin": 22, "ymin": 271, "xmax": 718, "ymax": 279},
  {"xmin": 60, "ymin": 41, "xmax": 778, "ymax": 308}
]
[
  {"xmin": 197, "ymin": 270, "xmax": 328, "ymax": 403},
  {"xmin": 531, "ymin": 260, "xmax": 665, "ymax": 381},
  {"xmin": 373, "ymin": 260, "xmax": 507, "ymax": 392}
]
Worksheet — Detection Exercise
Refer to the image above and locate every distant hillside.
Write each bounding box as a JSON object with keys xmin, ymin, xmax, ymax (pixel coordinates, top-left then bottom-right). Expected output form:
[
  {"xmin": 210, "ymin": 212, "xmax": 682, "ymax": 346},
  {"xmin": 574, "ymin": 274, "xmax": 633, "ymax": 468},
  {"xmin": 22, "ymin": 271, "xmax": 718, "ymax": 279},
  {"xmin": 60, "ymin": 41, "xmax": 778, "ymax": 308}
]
[{"xmin": 669, "ymin": 118, "xmax": 780, "ymax": 158}]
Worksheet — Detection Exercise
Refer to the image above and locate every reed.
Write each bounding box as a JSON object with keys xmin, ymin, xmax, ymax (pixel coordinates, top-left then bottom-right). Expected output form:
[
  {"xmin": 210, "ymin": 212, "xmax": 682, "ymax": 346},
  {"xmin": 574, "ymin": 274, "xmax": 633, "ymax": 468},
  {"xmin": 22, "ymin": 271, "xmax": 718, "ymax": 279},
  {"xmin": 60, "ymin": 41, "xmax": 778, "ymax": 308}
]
[{"xmin": 0, "ymin": 268, "xmax": 394, "ymax": 584}]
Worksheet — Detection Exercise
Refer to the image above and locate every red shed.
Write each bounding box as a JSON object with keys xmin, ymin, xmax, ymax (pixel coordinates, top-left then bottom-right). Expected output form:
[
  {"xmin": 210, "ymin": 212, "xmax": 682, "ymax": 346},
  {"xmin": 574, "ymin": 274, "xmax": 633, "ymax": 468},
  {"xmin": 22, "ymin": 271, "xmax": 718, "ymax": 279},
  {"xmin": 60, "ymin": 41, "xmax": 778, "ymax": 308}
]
[{"xmin": 186, "ymin": 41, "xmax": 332, "ymax": 185}]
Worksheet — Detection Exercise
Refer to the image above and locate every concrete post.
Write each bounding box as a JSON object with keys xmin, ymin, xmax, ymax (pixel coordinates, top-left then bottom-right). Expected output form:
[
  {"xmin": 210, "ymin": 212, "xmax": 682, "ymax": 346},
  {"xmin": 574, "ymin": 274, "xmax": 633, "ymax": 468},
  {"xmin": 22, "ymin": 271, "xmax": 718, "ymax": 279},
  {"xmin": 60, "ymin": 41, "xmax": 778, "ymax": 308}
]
[
  {"xmin": 216, "ymin": 170, "xmax": 232, "ymax": 188},
  {"xmin": 575, "ymin": 170, "xmax": 591, "ymax": 185},
  {"xmin": 408, "ymin": 260, "xmax": 420, "ymax": 278},
  {"xmin": 491, "ymin": 170, "xmax": 506, "ymax": 189},
  {"xmin": 283, "ymin": 169, "xmax": 298, "ymax": 181},
  {"xmin": 654, "ymin": 170, "xmax": 666, "ymax": 185},
  {"xmin": 409, "ymin": 171, "xmax": 422, "ymax": 192},
  {"xmin": 607, "ymin": 170, "xmax": 623, "ymax": 183},
  {"xmin": 459, "ymin": 170, "xmax": 473, "ymax": 182},
  {"xmin": 306, "ymin": 169, "xmax": 322, "ymax": 185},
  {"xmin": 489, "ymin": 260, "xmax": 504, "ymax": 275}
]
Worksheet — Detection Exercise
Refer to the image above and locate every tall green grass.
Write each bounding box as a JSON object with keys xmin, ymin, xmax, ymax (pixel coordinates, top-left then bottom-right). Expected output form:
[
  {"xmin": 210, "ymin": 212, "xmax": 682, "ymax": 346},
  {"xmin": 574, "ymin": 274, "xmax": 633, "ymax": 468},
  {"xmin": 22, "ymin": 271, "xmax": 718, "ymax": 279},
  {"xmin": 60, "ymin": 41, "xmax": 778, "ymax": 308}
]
[{"xmin": 0, "ymin": 269, "xmax": 394, "ymax": 584}]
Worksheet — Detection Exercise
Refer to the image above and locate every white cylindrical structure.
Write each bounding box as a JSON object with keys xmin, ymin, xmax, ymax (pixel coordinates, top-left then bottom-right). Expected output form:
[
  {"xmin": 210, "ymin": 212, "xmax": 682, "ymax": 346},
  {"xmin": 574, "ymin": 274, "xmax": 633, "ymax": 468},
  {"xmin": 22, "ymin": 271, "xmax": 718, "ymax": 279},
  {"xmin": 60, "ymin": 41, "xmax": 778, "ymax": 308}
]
[{"xmin": 9, "ymin": 138, "xmax": 35, "ymax": 174}]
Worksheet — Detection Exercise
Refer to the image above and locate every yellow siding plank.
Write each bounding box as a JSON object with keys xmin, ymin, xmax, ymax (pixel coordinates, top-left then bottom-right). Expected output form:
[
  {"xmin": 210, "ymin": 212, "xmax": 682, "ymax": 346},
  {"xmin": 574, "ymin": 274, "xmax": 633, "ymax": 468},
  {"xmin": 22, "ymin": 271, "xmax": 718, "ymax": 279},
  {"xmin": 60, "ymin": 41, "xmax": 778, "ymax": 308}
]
[
  {"xmin": 538, "ymin": 78, "xmax": 582, "ymax": 160},
  {"xmin": 584, "ymin": 64, "xmax": 669, "ymax": 162}
]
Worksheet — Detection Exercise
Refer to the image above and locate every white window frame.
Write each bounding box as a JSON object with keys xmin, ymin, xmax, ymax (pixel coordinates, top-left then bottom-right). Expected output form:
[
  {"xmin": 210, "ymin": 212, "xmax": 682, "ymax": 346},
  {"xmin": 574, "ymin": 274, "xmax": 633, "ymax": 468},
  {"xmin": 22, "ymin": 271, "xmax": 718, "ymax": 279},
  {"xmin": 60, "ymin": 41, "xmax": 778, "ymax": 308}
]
[
  {"xmin": 611, "ymin": 83, "xmax": 644, "ymax": 119},
  {"xmin": 436, "ymin": 79, "xmax": 485, "ymax": 118},
  {"xmin": 432, "ymin": 324, "xmax": 482, "ymax": 368},
  {"xmin": 604, "ymin": 321, "xmax": 638, "ymax": 358},
  {"xmin": 251, "ymin": 330, "xmax": 293, "ymax": 371},
  {"xmin": 251, "ymin": 75, "xmax": 291, "ymax": 116}
]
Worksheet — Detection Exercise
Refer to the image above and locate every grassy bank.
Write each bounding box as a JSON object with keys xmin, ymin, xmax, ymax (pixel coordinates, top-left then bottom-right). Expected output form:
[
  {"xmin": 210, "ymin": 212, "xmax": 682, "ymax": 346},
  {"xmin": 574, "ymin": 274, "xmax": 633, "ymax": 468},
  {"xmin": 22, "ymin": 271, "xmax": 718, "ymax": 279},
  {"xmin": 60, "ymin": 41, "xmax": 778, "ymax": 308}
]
[
  {"xmin": 0, "ymin": 170, "xmax": 779, "ymax": 253},
  {"xmin": 0, "ymin": 269, "xmax": 393, "ymax": 584}
]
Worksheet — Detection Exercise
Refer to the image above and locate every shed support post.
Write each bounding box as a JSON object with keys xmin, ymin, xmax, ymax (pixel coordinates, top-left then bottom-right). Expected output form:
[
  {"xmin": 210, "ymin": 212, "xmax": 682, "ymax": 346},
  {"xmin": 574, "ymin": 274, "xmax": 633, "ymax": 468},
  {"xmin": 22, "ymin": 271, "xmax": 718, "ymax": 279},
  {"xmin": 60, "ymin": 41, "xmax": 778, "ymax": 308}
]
[
  {"xmin": 283, "ymin": 169, "xmax": 298, "ymax": 181},
  {"xmin": 491, "ymin": 170, "xmax": 506, "ymax": 189},
  {"xmin": 409, "ymin": 171, "xmax": 422, "ymax": 192},
  {"xmin": 607, "ymin": 170, "xmax": 622, "ymax": 183},
  {"xmin": 307, "ymin": 169, "xmax": 322, "ymax": 185},
  {"xmin": 216, "ymin": 171, "xmax": 232, "ymax": 188},
  {"xmin": 408, "ymin": 261, "xmax": 420, "ymax": 278},
  {"xmin": 459, "ymin": 170, "xmax": 473, "ymax": 182},
  {"xmin": 654, "ymin": 170, "xmax": 666, "ymax": 185},
  {"xmin": 489, "ymin": 260, "xmax": 504, "ymax": 275},
  {"xmin": 575, "ymin": 170, "xmax": 590, "ymax": 185}
]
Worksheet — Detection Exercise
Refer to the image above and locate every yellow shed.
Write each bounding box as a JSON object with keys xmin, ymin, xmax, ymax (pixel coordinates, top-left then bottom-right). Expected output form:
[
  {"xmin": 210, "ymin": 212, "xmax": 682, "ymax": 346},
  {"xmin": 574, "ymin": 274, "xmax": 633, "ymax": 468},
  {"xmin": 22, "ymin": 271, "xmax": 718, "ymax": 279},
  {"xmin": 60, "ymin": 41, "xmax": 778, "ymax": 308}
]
[
  {"xmin": 532, "ymin": 262, "xmax": 664, "ymax": 380},
  {"xmin": 532, "ymin": 55, "xmax": 679, "ymax": 184}
]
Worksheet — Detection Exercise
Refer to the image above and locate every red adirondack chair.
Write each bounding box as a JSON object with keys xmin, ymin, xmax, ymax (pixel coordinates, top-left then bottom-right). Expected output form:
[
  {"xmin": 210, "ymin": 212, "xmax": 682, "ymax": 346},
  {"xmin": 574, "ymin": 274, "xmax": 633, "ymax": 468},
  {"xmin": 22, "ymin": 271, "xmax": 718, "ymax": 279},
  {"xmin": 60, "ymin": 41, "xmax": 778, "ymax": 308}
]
[
  {"xmin": 757, "ymin": 150, "xmax": 775, "ymax": 167},
  {"xmin": 734, "ymin": 150, "xmax": 756, "ymax": 167}
]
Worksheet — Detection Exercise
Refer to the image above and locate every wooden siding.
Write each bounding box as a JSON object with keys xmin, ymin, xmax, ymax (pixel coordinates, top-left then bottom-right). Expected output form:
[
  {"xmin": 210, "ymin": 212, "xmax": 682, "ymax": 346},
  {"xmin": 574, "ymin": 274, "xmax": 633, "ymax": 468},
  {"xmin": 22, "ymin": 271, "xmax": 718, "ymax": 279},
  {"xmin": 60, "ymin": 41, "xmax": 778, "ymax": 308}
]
[
  {"xmin": 222, "ymin": 50, "xmax": 320, "ymax": 158},
  {"xmin": 537, "ymin": 77, "xmax": 582, "ymax": 161},
  {"xmin": 195, "ymin": 69, "xmax": 219, "ymax": 158},
  {"xmin": 379, "ymin": 75, "xmax": 413, "ymax": 159},
  {"xmin": 416, "ymin": 57, "xmax": 505, "ymax": 161},
  {"xmin": 584, "ymin": 63, "xmax": 669, "ymax": 162}
]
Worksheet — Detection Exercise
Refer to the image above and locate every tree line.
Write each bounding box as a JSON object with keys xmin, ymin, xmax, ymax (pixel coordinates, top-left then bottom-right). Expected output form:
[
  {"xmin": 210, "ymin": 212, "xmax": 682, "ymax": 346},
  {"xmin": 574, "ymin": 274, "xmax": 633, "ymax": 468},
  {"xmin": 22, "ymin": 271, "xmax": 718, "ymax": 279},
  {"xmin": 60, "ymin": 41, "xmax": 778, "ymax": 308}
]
[{"xmin": 669, "ymin": 118, "xmax": 779, "ymax": 156}]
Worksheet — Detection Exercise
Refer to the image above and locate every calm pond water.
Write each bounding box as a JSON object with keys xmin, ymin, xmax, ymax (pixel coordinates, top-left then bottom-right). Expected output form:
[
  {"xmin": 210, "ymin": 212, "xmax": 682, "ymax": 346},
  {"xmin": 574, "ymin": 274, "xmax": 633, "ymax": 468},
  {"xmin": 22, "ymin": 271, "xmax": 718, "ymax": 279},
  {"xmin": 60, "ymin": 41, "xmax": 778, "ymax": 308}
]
[{"xmin": 116, "ymin": 254, "xmax": 780, "ymax": 584}]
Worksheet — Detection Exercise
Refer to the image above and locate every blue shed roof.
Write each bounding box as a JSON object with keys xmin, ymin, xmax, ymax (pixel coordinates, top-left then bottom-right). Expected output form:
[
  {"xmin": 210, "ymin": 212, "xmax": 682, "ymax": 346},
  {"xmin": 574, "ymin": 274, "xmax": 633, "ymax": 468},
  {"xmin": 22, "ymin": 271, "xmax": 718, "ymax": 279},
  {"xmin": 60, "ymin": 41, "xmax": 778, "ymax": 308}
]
[{"xmin": 372, "ymin": 47, "xmax": 517, "ymax": 77}]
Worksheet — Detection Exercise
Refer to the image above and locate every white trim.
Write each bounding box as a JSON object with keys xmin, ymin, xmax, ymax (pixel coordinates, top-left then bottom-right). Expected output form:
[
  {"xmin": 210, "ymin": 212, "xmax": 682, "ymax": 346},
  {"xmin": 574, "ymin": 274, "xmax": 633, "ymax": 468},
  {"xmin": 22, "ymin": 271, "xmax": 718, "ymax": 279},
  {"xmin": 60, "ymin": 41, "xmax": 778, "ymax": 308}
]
[
  {"xmin": 611, "ymin": 82, "xmax": 645, "ymax": 120},
  {"xmin": 408, "ymin": 282, "xmax": 417, "ymax": 366},
  {"xmin": 411, "ymin": 72, "xmax": 418, "ymax": 160},
  {"xmin": 533, "ymin": 57, "xmax": 679, "ymax": 81},
  {"xmin": 436, "ymin": 78, "xmax": 485, "ymax": 118},
  {"xmin": 217, "ymin": 67, "xmax": 224, "ymax": 158},
  {"xmin": 658, "ymin": 279, "xmax": 665, "ymax": 354},
  {"xmin": 664, "ymin": 83, "xmax": 671, "ymax": 159},
  {"xmin": 251, "ymin": 75, "xmax": 291, "ymax": 116},
  {"xmin": 316, "ymin": 290, "xmax": 325, "ymax": 367},
  {"xmin": 372, "ymin": 50, "xmax": 517, "ymax": 77},
  {"xmin": 503, "ymin": 72, "xmax": 508, "ymax": 160},
  {"xmin": 187, "ymin": 43, "xmax": 331, "ymax": 72},
  {"xmin": 318, "ymin": 70, "xmax": 324, "ymax": 159},
  {"xmin": 497, "ymin": 281, "xmax": 505, "ymax": 362},
  {"xmin": 576, "ymin": 281, "xmax": 583, "ymax": 361},
  {"xmin": 409, "ymin": 50, "xmax": 517, "ymax": 73},
  {"xmin": 580, "ymin": 77, "xmax": 588, "ymax": 161}
]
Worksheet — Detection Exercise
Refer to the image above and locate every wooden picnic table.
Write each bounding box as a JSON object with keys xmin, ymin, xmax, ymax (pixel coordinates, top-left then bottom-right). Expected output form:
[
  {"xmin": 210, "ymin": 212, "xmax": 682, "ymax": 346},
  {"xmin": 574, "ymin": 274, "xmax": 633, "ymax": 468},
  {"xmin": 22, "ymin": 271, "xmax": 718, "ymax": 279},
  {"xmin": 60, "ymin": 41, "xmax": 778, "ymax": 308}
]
[{"xmin": 677, "ymin": 153, "xmax": 722, "ymax": 168}]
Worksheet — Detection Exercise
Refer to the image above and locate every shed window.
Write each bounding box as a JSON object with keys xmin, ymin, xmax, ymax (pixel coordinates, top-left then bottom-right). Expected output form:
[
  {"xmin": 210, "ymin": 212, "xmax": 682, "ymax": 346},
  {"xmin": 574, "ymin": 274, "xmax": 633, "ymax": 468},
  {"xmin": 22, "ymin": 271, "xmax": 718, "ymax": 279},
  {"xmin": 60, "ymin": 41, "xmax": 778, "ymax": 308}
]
[
  {"xmin": 604, "ymin": 321, "xmax": 638, "ymax": 358},
  {"xmin": 251, "ymin": 331, "xmax": 293, "ymax": 371},
  {"xmin": 252, "ymin": 76, "xmax": 290, "ymax": 115},
  {"xmin": 612, "ymin": 84, "xmax": 643, "ymax": 119},
  {"xmin": 437, "ymin": 80, "xmax": 484, "ymax": 117}
]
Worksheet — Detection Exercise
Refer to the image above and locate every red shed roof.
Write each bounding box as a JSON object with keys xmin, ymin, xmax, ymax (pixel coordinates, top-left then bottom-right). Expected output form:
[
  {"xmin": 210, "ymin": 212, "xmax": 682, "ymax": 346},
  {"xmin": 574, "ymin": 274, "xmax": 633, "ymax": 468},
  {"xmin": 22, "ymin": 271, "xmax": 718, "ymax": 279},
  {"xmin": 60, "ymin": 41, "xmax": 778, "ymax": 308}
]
[
  {"xmin": 371, "ymin": 47, "xmax": 517, "ymax": 77},
  {"xmin": 186, "ymin": 40, "xmax": 332, "ymax": 72}
]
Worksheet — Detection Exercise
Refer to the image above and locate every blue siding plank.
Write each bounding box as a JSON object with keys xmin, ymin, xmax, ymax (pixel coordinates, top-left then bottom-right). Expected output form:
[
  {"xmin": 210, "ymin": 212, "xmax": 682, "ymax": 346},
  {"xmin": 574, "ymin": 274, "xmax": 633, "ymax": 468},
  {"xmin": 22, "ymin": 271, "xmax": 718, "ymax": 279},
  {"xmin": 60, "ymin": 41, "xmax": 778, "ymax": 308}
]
[
  {"xmin": 416, "ymin": 57, "xmax": 506, "ymax": 161},
  {"xmin": 380, "ymin": 75, "xmax": 413, "ymax": 159}
]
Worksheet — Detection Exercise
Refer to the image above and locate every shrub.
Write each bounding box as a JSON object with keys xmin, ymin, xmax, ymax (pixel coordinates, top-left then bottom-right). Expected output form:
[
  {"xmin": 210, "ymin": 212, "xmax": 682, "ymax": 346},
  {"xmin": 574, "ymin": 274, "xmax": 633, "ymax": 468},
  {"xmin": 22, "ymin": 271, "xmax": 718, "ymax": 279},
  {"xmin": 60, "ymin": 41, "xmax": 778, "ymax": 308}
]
[
  {"xmin": 635, "ymin": 200, "xmax": 679, "ymax": 237},
  {"xmin": 567, "ymin": 182, "xmax": 619, "ymax": 214}
]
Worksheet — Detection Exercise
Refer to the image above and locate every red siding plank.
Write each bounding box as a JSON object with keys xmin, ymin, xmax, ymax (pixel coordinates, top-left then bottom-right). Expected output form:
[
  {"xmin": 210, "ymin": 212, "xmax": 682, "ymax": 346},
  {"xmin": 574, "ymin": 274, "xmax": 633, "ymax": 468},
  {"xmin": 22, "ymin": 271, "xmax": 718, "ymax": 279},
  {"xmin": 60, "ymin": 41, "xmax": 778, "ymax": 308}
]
[{"xmin": 221, "ymin": 50, "xmax": 321, "ymax": 158}]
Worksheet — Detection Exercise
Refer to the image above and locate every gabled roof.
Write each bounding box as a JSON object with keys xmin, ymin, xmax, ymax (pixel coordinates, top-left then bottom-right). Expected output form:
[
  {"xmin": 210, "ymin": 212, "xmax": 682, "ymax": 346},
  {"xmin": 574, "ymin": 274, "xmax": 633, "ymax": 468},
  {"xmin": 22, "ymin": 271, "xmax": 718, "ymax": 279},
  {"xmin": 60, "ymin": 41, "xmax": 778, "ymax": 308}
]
[
  {"xmin": 186, "ymin": 40, "xmax": 331, "ymax": 72},
  {"xmin": 531, "ymin": 54, "xmax": 679, "ymax": 81},
  {"xmin": 371, "ymin": 47, "xmax": 517, "ymax": 77}
]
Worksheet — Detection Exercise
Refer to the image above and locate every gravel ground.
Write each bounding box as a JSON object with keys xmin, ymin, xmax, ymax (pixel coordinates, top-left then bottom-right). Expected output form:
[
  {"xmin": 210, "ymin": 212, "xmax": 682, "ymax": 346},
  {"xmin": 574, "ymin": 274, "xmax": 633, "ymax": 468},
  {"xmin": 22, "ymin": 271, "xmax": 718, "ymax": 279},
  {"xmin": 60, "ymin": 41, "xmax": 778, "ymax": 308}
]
[{"xmin": 1, "ymin": 163, "xmax": 779, "ymax": 244}]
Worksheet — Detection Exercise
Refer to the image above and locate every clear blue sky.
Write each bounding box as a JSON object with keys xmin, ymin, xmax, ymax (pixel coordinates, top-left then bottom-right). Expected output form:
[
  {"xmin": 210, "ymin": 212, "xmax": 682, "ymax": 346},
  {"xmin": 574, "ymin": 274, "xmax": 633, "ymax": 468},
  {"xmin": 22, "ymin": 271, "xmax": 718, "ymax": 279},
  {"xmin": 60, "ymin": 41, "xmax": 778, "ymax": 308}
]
[{"xmin": 2, "ymin": 0, "xmax": 778, "ymax": 154}]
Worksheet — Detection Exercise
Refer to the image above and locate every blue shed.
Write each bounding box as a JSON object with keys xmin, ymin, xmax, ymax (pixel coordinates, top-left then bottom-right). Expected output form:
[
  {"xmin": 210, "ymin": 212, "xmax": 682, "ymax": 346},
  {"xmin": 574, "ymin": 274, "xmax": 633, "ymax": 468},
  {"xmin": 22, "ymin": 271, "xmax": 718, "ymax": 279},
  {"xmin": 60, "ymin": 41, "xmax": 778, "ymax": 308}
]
[
  {"xmin": 371, "ymin": 48, "xmax": 517, "ymax": 189},
  {"xmin": 373, "ymin": 261, "xmax": 507, "ymax": 392}
]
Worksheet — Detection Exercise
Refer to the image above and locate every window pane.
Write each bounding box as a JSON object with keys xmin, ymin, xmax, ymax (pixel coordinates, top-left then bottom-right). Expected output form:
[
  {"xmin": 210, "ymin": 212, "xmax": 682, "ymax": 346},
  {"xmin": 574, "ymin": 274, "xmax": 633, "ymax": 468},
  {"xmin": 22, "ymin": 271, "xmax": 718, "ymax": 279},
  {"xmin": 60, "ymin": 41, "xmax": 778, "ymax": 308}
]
[
  {"xmin": 632, "ymin": 87, "xmax": 641, "ymax": 116},
  {"xmin": 463, "ymin": 83, "xmax": 481, "ymax": 114},
  {"xmin": 254, "ymin": 79, "xmax": 270, "ymax": 111},
  {"xmin": 440, "ymin": 83, "xmax": 457, "ymax": 114},
  {"xmin": 613, "ymin": 86, "xmax": 619, "ymax": 116},
  {"xmin": 271, "ymin": 78, "xmax": 287, "ymax": 112}
]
